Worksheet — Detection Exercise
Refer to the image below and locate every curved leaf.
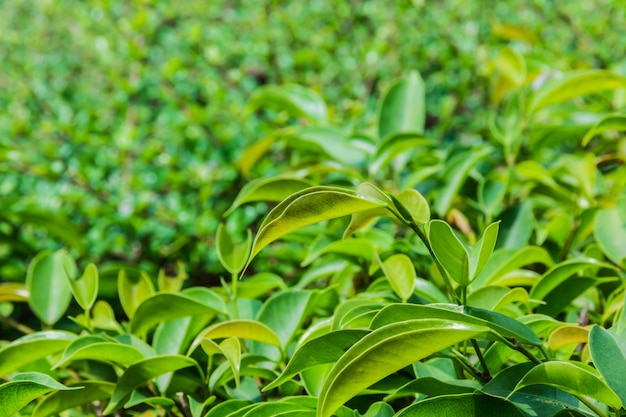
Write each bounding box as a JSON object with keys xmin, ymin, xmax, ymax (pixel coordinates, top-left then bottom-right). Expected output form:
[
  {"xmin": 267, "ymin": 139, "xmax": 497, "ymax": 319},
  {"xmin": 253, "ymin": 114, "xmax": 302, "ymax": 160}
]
[
  {"xmin": 395, "ymin": 188, "xmax": 430, "ymax": 225},
  {"xmin": 370, "ymin": 133, "xmax": 432, "ymax": 175},
  {"xmin": 264, "ymin": 329, "xmax": 369, "ymax": 391},
  {"xmin": 66, "ymin": 263, "xmax": 99, "ymax": 311},
  {"xmin": 32, "ymin": 381, "xmax": 115, "ymax": 417},
  {"xmin": 0, "ymin": 372, "xmax": 80, "ymax": 417},
  {"xmin": 54, "ymin": 336, "xmax": 145, "ymax": 368},
  {"xmin": 594, "ymin": 196, "xmax": 626, "ymax": 267},
  {"xmin": 130, "ymin": 288, "xmax": 226, "ymax": 336},
  {"xmin": 316, "ymin": 319, "xmax": 489, "ymax": 417},
  {"xmin": 246, "ymin": 187, "xmax": 387, "ymax": 269},
  {"xmin": 0, "ymin": 282, "xmax": 29, "ymax": 302},
  {"xmin": 246, "ymin": 84, "xmax": 328, "ymax": 122},
  {"xmin": 472, "ymin": 246, "xmax": 554, "ymax": 289},
  {"xmin": 429, "ymin": 220, "xmax": 470, "ymax": 286},
  {"xmin": 378, "ymin": 70, "xmax": 425, "ymax": 140},
  {"xmin": 224, "ymin": 177, "xmax": 314, "ymax": 216},
  {"xmin": 513, "ymin": 361, "xmax": 622, "ymax": 408},
  {"xmin": 0, "ymin": 331, "xmax": 77, "ymax": 377},
  {"xmin": 103, "ymin": 355, "xmax": 199, "ymax": 414},
  {"xmin": 530, "ymin": 70, "xmax": 626, "ymax": 112},
  {"xmin": 217, "ymin": 224, "xmax": 252, "ymax": 275},
  {"xmin": 395, "ymin": 393, "xmax": 524, "ymax": 417},
  {"xmin": 589, "ymin": 325, "xmax": 626, "ymax": 406},
  {"xmin": 548, "ymin": 326, "xmax": 590, "ymax": 351},
  {"xmin": 582, "ymin": 114, "xmax": 626, "ymax": 146},
  {"xmin": 26, "ymin": 249, "xmax": 75, "ymax": 325},
  {"xmin": 381, "ymin": 253, "xmax": 416, "ymax": 302},
  {"xmin": 189, "ymin": 319, "xmax": 281, "ymax": 355},
  {"xmin": 118, "ymin": 270, "xmax": 154, "ymax": 319}
]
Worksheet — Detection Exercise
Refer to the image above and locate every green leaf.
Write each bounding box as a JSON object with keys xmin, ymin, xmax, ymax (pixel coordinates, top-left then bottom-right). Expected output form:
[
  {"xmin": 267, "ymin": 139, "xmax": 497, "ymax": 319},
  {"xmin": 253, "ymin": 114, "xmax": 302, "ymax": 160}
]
[
  {"xmin": 594, "ymin": 196, "xmax": 626, "ymax": 267},
  {"xmin": 395, "ymin": 393, "xmax": 524, "ymax": 417},
  {"xmin": 0, "ymin": 331, "xmax": 77, "ymax": 377},
  {"xmin": 224, "ymin": 177, "xmax": 314, "ymax": 216},
  {"xmin": 103, "ymin": 355, "xmax": 200, "ymax": 414},
  {"xmin": 66, "ymin": 263, "xmax": 99, "ymax": 311},
  {"xmin": 370, "ymin": 133, "xmax": 432, "ymax": 175},
  {"xmin": 301, "ymin": 238, "xmax": 377, "ymax": 274},
  {"xmin": 0, "ymin": 372, "xmax": 81, "ymax": 417},
  {"xmin": 429, "ymin": 220, "xmax": 470, "ymax": 286},
  {"xmin": 246, "ymin": 84, "xmax": 328, "ymax": 122},
  {"xmin": 371, "ymin": 304, "xmax": 540, "ymax": 346},
  {"xmin": 292, "ymin": 126, "xmax": 369, "ymax": 166},
  {"xmin": 389, "ymin": 377, "xmax": 480, "ymax": 399},
  {"xmin": 432, "ymin": 147, "xmax": 492, "ymax": 216},
  {"xmin": 54, "ymin": 335, "xmax": 145, "ymax": 369},
  {"xmin": 130, "ymin": 288, "xmax": 226, "ymax": 337},
  {"xmin": 217, "ymin": 224, "xmax": 252, "ymax": 275},
  {"xmin": 529, "ymin": 258, "xmax": 616, "ymax": 302},
  {"xmin": 493, "ymin": 46, "xmax": 526, "ymax": 86},
  {"xmin": 381, "ymin": 253, "xmax": 416, "ymax": 302},
  {"xmin": 395, "ymin": 188, "xmax": 430, "ymax": 225},
  {"xmin": 264, "ymin": 329, "xmax": 369, "ymax": 391},
  {"xmin": 589, "ymin": 325, "xmax": 626, "ymax": 406},
  {"xmin": 246, "ymin": 187, "xmax": 387, "ymax": 270},
  {"xmin": 118, "ymin": 270, "xmax": 154, "ymax": 319},
  {"xmin": 360, "ymin": 401, "xmax": 395, "ymax": 417},
  {"xmin": 471, "ymin": 246, "xmax": 554, "ymax": 289},
  {"xmin": 26, "ymin": 249, "xmax": 75, "ymax": 325},
  {"xmin": 468, "ymin": 221, "xmax": 500, "ymax": 279},
  {"xmin": 378, "ymin": 70, "xmax": 425, "ymax": 140},
  {"xmin": 202, "ymin": 337, "xmax": 242, "ymax": 387},
  {"xmin": 189, "ymin": 319, "xmax": 281, "ymax": 355},
  {"xmin": 249, "ymin": 290, "xmax": 313, "ymax": 365},
  {"xmin": 530, "ymin": 70, "xmax": 626, "ymax": 112},
  {"xmin": 32, "ymin": 381, "xmax": 115, "ymax": 417},
  {"xmin": 204, "ymin": 400, "xmax": 253, "ymax": 417},
  {"xmin": 316, "ymin": 319, "xmax": 489, "ymax": 417},
  {"xmin": 0, "ymin": 282, "xmax": 29, "ymax": 302},
  {"xmin": 582, "ymin": 114, "xmax": 626, "ymax": 146},
  {"xmin": 538, "ymin": 276, "xmax": 610, "ymax": 317},
  {"xmin": 495, "ymin": 202, "xmax": 534, "ymax": 250},
  {"xmin": 91, "ymin": 300, "xmax": 122, "ymax": 331},
  {"xmin": 512, "ymin": 361, "xmax": 622, "ymax": 409}
]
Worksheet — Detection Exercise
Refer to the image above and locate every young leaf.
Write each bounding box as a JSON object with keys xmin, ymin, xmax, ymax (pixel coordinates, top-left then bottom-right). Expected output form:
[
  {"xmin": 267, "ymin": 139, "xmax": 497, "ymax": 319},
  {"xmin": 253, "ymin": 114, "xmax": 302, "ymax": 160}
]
[
  {"xmin": 378, "ymin": 70, "xmax": 425, "ymax": 140},
  {"xmin": 246, "ymin": 187, "xmax": 387, "ymax": 270},
  {"xmin": 395, "ymin": 393, "xmax": 524, "ymax": 417},
  {"xmin": 0, "ymin": 331, "xmax": 77, "ymax": 377},
  {"xmin": 582, "ymin": 114, "xmax": 626, "ymax": 146},
  {"xmin": 0, "ymin": 372, "xmax": 81, "ymax": 417},
  {"xmin": 103, "ymin": 355, "xmax": 200, "ymax": 414},
  {"xmin": 589, "ymin": 325, "xmax": 626, "ymax": 406},
  {"xmin": 468, "ymin": 221, "xmax": 500, "ymax": 279},
  {"xmin": 395, "ymin": 188, "xmax": 430, "ymax": 224},
  {"xmin": 201, "ymin": 337, "xmax": 242, "ymax": 387},
  {"xmin": 316, "ymin": 319, "xmax": 489, "ymax": 417},
  {"xmin": 594, "ymin": 196, "xmax": 626, "ymax": 267},
  {"xmin": 188, "ymin": 319, "xmax": 281, "ymax": 355},
  {"xmin": 530, "ymin": 70, "xmax": 626, "ymax": 112},
  {"xmin": 429, "ymin": 220, "xmax": 470, "ymax": 286},
  {"xmin": 216, "ymin": 224, "xmax": 252, "ymax": 275},
  {"xmin": 130, "ymin": 288, "xmax": 226, "ymax": 337},
  {"xmin": 118, "ymin": 270, "xmax": 154, "ymax": 319},
  {"xmin": 381, "ymin": 253, "xmax": 416, "ymax": 302},
  {"xmin": 32, "ymin": 381, "xmax": 115, "ymax": 417},
  {"xmin": 512, "ymin": 361, "xmax": 622, "ymax": 409},
  {"xmin": 0, "ymin": 282, "xmax": 29, "ymax": 302},
  {"xmin": 66, "ymin": 263, "xmax": 99, "ymax": 311},
  {"xmin": 26, "ymin": 249, "xmax": 75, "ymax": 325},
  {"xmin": 224, "ymin": 177, "xmax": 314, "ymax": 216},
  {"xmin": 54, "ymin": 336, "xmax": 145, "ymax": 369}
]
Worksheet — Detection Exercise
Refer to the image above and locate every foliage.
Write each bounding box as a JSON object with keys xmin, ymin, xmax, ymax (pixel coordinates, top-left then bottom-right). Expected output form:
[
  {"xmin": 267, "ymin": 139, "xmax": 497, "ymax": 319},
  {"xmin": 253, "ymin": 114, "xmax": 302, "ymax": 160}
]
[{"xmin": 2, "ymin": 1, "xmax": 626, "ymax": 416}]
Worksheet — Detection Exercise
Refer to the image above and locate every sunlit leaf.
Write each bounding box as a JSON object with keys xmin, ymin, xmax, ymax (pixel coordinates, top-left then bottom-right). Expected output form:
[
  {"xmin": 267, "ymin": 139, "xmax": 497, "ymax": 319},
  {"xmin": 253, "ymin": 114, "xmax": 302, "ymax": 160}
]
[
  {"xmin": 0, "ymin": 372, "xmax": 80, "ymax": 417},
  {"xmin": 381, "ymin": 253, "xmax": 416, "ymax": 302},
  {"xmin": 582, "ymin": 114, "xmax": 626, "ymax": 146},
  {"xmin": 548, "ymin": 326, "xmax": 589, "ymax": 351},
  {"xmin": 32, "ymin": 381, "xmax": 115, "ymax": 417},
  {"xmin": 189, "ymin": 319, "xmax": 281, "ymax": 355},
  {"xmin": 395, "ymin": 393, "xmax": 524, "ymax": 417},
  {"xmin": 66, "ymin": 263, "xmax": 98, "ymax": 311},
  {"xmin": 216, "ymin": 224, "xmax": 252, "ymax": 275},
  {"xmin": 429, "ymin": 220, "xmax": 470, "ymax": 286},
  {"xmin": 0, "ymin": 282, "xmax": 29, "ymax": 302},
  {"xmin": 0, "ymin": 331, "xmax": 76, "ymax": 377},
  {"xmin": 54, "ymin": 335, "xmax": 145, "ymax": 369},
  {"xmin": 378, "ymin": 70, "xmax": 425, "ymax": 140},
  {"xmin": 118, "ymin": 270, "xmax": 154, "ymax": 319}
]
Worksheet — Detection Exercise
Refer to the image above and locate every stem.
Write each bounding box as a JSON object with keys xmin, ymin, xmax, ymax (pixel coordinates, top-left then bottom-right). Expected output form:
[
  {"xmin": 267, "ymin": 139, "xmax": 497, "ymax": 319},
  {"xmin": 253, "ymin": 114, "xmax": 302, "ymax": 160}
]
[
  {"xmin": 0, "ymin": 316, "xmax": 35, "ymax": 334},
  {"xmin": 231, "ymin": 273, "xmax": 239, "ymax": 319},
  {"xmin": 450, "ymin": 348, "xmax": 489, "ymax": 382},
  {"xmin": 176, "ymin": 392, "xmax": 193, "ymax": 417},
  {"xmin": 408, "ymin": 221, "xmax": 459, "ymax": 304},
  {"xmin": 502, "ymin": 338, "xmax": 542, "ymax": 365},
  {"xmin": 471, "ymin": 339, "xmax": 491, "ymax": 380}
]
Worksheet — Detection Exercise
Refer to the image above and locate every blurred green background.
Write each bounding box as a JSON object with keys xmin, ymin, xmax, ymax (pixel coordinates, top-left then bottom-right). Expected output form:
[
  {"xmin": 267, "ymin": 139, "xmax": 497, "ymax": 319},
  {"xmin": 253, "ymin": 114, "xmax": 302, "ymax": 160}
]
[{"xmin": 1, "ymin": 0, "xmax": 624, "ymax": 288}]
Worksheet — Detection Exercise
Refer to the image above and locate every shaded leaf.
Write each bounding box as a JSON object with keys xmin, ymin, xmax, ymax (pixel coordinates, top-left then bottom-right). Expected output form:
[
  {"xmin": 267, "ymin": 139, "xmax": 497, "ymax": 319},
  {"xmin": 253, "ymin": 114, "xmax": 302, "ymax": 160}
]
[
  {"xmin": 395, "ymin": 393, "xmax": 524, "ymax": 417},
  {"xmin": 495, "ymin": 202, "xmax": 534, "ymax": 250},
  {"xmin": 378, "ymin": 70, "xmax": 425, "ymax": 140},
  {"xmin": 118, "ymin": 270, "xmax": 154, "ymax": 319},
  {"xmin": 32, "ymin": 381, "xmax": 115, "ymax": 417},
  {"xmin": 316, "ymin": 319, "xmax": 489, "ymax": 417}
]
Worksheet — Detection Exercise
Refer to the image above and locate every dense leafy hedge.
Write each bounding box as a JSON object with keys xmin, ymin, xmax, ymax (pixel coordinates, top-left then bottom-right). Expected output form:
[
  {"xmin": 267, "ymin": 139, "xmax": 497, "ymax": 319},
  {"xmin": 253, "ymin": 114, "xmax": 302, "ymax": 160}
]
[{"xmin": 2, "ymin": 1, "xmax": 626, "ymax": 416}]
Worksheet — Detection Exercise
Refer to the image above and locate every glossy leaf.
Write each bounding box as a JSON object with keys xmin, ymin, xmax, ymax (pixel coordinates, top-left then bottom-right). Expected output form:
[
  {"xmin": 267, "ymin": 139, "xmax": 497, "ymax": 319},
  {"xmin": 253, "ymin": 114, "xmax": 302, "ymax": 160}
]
[
  {"xmin": 548, "ymin": 326, "xmax": 589, "ymax": 351},
  {"xmin": 316, "ymin": 319, "xmax": 489, "ymax": 417},
  {"xmin": 381, "ymin": 253, "xmax": 416, "ymax": 302},
  {"xmin": 429, "ymin": 220, "xmax": 470, "ymax": 285},
  {"xmin": 91, "ymin": 300, "xmax": 122, "ymax": 331},
  {"xmin": 54, "ymin": 336, "xmax": 145, "ymax": 369},
  {"xmin": 378, "ymin": 70, "xmax": 425, "ymax": 140},
  {"xmin": 264, "ymin": 329, "xmax": 368, "ymax": 391},
  {"xmin": 594, "ymin": 196, "xmax": 626, "ymax": 267},
  {"xmin": 130, "ymin": 287, "xmax": 226, "ymax": 336},
  {"xmin": 26, "ymin": 249, "xmax": 75, "ymax": 325},
  {"xmin": 103, "ymin": 355, "xmax": 199, "ymax": 414},
  {"xmin": 202, "ymin": 337, "xmax": 242, "ymax": 387},
  {"xmin": 371, "ymin": 304, "xmax": 540, "ymax": 346},
  {"xmin": 189, "ymin": 319, "xmax": 281, "ymax": 355},
  {"xmin": 395, "ymin": 393, "xmax": 524, "ymax": 417},
  {"xmin": 66, "ymin": 263, "xmax": 98, "ymax": 311},
  {"xmin": 530, "ymin": 70, "xmax": 626, "ymax": 112},
  {"xmin": 246, "ymin": 186, "xmax": 387, "ymax": 269},
  {"xmin": 246, "ymin": 84, "xmax": 328, "ymax": 122},
  {"xmin": 217, "ymin": 224, "xmax": 252, "ymax": 275},
  {"xmin": 0, "ymin": 282, "xmax": 29, "ymax": 302},
  {"xmin": 472, "ymin": 246, "xmax": 554, "ymax": 289},
  {"xmin": 513, "ymin": 361, "xmax": 622, "ymax": 408},
  {"xmin": 32, "ymin": 381, "xmax": 115, "ymax": 417},
  {"xmin": 0, "ymin": 331, "xmax": 77, "ymax": 377},
  {"xmin": 589, "ymin": 325, "xmax": 626, "ymax": 406},
  {"xmin": 582, "ymin": 114, "xmax": 626, "ymax": 146},
  {"xmin": 118, "ymin": 270, "xmax": 154, "ymax": 319},
  {"xmin": 0, "ymin": 372, "xmax": 80, "ymax": 417},
  {"xmin": 224, "ymin": 177, "xmax": 314, "ymax": 216}
]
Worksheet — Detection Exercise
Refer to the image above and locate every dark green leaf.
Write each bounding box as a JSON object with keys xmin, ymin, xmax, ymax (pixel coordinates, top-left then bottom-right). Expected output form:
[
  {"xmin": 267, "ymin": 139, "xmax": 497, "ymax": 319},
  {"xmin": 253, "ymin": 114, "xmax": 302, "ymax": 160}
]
[{"xmin": 394, "ymin": 393, "xmax": 524, "ymax": 417}]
